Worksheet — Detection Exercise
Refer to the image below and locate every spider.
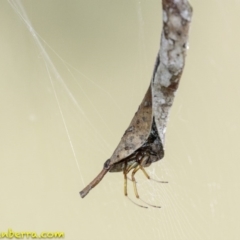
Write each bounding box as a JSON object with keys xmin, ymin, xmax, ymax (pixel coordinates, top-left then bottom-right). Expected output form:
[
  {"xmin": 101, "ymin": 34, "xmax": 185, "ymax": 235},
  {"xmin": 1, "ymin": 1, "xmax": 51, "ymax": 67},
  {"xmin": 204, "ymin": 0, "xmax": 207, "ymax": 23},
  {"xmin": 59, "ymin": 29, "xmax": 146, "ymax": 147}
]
[{"xmin": 80, "ymin": 119, "xmax": 168, "ymax": 208}]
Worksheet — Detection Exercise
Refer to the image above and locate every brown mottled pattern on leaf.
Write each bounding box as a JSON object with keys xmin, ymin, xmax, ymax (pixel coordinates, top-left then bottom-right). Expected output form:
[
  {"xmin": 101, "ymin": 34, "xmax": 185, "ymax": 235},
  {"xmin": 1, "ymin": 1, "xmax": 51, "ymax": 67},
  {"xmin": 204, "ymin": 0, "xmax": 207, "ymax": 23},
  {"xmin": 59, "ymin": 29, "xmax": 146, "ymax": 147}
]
[{"xmin": 109, "ymin": 86, "xmax": 153, "ymax": 165}]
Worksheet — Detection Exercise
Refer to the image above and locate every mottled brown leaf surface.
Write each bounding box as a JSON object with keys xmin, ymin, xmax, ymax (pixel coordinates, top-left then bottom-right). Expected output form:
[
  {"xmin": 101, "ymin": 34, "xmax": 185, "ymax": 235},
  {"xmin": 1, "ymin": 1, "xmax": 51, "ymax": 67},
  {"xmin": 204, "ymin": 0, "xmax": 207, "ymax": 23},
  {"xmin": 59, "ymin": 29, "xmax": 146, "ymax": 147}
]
[{"xmin": 109, "ymin": 86, "xmax": 153, "ymax": 165}]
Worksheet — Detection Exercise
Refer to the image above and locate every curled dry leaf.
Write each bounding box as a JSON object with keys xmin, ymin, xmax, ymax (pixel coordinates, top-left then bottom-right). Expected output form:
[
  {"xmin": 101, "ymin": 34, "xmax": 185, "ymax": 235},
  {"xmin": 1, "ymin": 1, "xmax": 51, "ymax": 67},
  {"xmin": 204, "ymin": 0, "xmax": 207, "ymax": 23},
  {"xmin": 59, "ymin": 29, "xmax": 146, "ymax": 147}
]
[{"xmin": 80, "ymin": 0, "xmax": 193, "ymax": 202}]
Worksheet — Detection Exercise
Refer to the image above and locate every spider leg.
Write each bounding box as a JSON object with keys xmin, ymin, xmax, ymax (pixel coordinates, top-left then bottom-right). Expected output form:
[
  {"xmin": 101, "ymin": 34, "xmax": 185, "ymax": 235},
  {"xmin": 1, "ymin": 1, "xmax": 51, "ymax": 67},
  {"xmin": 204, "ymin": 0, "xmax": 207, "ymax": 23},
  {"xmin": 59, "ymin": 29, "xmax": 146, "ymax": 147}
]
[
  {"xmin": 131, "ymin": 164, "xmax": 161, "ymax": 208},
  {"xmin": 124, "ymin": 168, "xmax": 127, "ymax": 196},
  {"xmin": 123, "ymin": 162, "xmax": 138, "ymax": 196},
  {"xmin": 131, "ymin": 165, "xmax": 141, "ymax": 198},
  {"xmin": 123, "ymin": 162, "xmax": 148, "ymax": 208},
  {"xmin": 139, "ymin": 165, "xmax": 168, "ymax": 183}
]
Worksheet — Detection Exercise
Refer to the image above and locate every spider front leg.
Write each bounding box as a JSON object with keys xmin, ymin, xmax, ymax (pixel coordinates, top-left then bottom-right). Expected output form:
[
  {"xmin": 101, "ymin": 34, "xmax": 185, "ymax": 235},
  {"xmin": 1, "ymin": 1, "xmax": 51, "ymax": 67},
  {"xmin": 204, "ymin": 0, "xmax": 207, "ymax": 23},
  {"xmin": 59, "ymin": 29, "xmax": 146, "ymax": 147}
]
[
  {"xmin": 123, "ymin": 161, "xmax": 138, "ymax": 197},
  {"xmin": 140, "ymin": 150, "xmax": 168, "ymax": 183},
  {"xmin": 123, "ymin": 161, "xmax": 149, "ymax": 209},
  {"xmin": 131, "ymin": 165, "xmax": 141, "ymax": 198},
  {"xmin": 131, "ymin": 155, "xmax": 150, "ymax": 199},
  {"xmin": 132, "ymin": 155, "xmax": 164, "ymax": 208},
  {"xmin": 123, "ymin": 152, "xmax": 152, "ymax": 199},
  {"xmin": 123, "ymin": 149, "xmax": 166, "ymax": 208},
  {"xmin": 139, "ymin": 166, "xmax": 168, "ymax": 183}
]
